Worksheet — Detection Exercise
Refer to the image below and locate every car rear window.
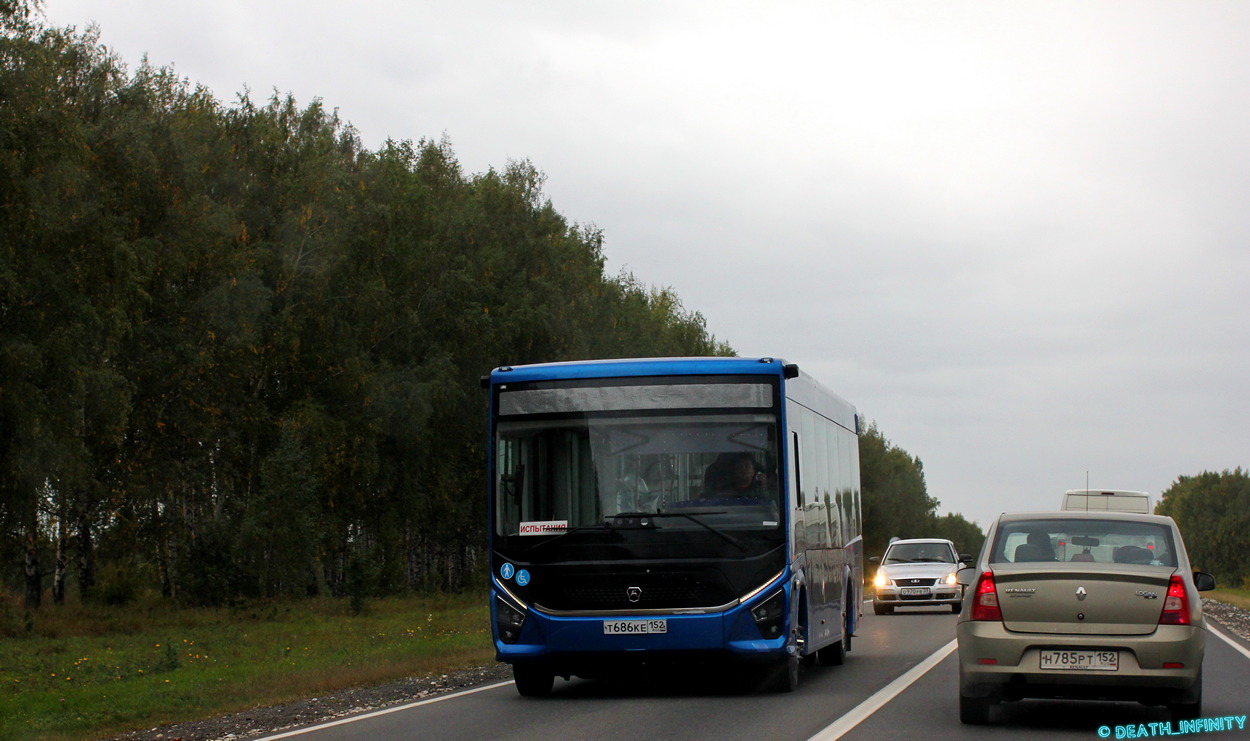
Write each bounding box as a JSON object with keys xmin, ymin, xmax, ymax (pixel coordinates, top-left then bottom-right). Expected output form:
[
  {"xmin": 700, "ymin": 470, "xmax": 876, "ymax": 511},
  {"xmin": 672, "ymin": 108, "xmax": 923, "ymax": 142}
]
[{"xmin": 989, "ymin": 518, "xmax": 1178, "ymax": 567}]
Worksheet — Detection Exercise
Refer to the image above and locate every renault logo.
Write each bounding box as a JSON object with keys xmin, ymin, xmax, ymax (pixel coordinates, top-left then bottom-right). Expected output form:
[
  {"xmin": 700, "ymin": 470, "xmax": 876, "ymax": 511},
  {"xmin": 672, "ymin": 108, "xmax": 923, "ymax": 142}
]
[
  {"xmin": 627, "ymin": 586, "xmax": 642, "ymax": 603},
  {"xmin": 1076, "ymin": 586, "xmax": 1088, "ymax": 601}
]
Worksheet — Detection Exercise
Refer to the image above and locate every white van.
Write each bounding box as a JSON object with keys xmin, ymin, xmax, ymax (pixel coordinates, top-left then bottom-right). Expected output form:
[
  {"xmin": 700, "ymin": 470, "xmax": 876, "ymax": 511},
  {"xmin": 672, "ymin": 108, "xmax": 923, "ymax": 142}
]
[{"xmin": 1061, "ymin": 489, "xmax": 1152, "ymax": 514}]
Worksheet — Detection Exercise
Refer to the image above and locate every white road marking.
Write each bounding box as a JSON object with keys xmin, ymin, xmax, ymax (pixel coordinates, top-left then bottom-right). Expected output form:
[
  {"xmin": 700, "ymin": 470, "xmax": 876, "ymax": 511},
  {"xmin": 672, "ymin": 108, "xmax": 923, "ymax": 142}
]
[
  {"xmin": 808, "ymin": 639, "xmax": 957, "ymax": 741},
  {"xmin": 252, "ymin": 619, "xmax": 1249, "ymax": 740},
  {"xmin": 1208, "ymin": 621, "xmax": 1250, "ymax": 662},
  {"xmin": 253, "ymin": 680, "xmax": 514, "ymax": 740},
  {"xmin": 806, "ymin": 621, "xmax": 1248, "ymax": 741}
]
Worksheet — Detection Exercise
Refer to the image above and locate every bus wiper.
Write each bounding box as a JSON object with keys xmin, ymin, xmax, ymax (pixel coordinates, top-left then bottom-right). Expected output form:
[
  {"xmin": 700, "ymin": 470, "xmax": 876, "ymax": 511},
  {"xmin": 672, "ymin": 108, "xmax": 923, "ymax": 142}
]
[
  {"xmin": 522, "ymin": 523, "xmax": 612, "ymax": 555},
  {"xmin": 523, "ymin": 515, "xmax": 681, "ymax": 556},
  {"xmin": 609, "ymin": 512, "xmax": 746, "ymax": 551}
]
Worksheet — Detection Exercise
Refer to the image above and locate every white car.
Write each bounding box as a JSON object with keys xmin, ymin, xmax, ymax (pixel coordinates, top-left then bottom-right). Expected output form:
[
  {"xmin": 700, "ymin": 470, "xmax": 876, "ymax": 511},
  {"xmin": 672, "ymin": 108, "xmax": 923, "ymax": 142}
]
[{"xmin": 871, "ymin": 538, "xmax": 971, "ymax": 614}]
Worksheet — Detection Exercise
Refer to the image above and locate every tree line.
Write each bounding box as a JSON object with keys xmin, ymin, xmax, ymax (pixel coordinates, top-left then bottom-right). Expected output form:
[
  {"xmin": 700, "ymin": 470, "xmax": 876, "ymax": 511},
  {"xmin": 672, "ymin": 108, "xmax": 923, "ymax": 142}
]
[
  {"xmin": 1, "ymin": 1, "xmax": 986, "ymax": 611},
  {"xmin": 1156, "ymin": 469, "xmax": 1250, "ymax": 589},
  {"xmin": 0, "ymin": 4, "xmax": 732, "ymax": 608},
  {"xmin": 859, "ymin": 425, "xmax": 985, "ymax": 561}
]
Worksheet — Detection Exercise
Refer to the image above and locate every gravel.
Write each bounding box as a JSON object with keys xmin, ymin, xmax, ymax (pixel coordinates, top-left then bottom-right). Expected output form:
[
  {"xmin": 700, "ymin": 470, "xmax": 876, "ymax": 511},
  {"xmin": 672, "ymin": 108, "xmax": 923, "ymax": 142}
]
[
  {"xmin": 102, "ymin": 663, "xmax": 514, "ymax": 741},
  {"xmin": 1201, "ymin": 597, "xmax": 1250, "ymax": 641},
  {"xmin": 103, "ymin": 599, "xmax": 1250, "ymax": 741}
]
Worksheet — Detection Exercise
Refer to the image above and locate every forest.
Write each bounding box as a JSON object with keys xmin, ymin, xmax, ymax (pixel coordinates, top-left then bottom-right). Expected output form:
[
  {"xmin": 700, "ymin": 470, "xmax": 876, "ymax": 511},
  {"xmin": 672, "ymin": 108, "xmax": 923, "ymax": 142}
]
[
  {"xmin": 1156, "ymin": 469, "xmax": 1250, "ymax": 589},
  {"xmin": 1, "ymin": 1, "xmax": 984, "ymax": 611}
]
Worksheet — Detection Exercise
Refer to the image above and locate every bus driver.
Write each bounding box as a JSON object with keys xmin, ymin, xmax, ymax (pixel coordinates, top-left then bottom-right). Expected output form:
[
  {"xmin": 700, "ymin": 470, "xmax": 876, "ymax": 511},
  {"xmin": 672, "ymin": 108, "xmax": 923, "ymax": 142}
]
[{"xmin": 703, "ymin": 452, "xmax": 765, "ymax": 498}]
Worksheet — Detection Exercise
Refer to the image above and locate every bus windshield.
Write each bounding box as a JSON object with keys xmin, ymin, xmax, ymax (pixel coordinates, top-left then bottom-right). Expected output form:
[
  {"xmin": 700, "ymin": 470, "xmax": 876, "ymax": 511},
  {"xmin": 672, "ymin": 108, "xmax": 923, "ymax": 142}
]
[{"xmin": 494, "ymin": 413, "xmax": 782, "ymax": 544}]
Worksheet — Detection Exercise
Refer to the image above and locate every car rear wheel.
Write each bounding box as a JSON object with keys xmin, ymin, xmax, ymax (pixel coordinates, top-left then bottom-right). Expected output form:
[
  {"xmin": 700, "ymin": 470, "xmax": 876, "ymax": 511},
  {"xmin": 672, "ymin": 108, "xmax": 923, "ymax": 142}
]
[
  {"xmin": 1168, "ymin": 675, "xmax": 1202, "ymax": 723},
  {"xmin": 959, "ymin": 692, "xmax": 993, "ymax": 724}
]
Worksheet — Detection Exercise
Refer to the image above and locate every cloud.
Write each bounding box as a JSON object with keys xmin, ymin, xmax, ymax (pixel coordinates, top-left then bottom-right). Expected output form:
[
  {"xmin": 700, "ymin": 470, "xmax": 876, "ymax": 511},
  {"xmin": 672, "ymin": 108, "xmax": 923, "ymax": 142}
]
[{"xmin": 43, "ymin": 0, "xmax": 1250, "ymax": 528}]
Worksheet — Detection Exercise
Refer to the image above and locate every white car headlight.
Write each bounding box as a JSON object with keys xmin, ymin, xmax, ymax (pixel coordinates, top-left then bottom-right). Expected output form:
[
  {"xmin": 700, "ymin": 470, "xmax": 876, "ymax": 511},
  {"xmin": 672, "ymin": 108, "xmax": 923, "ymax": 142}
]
[
  {"xmin": 943, "ymin": 572, "xmax": 959, "ymax": 585},
  {"xmin": 874, "ymin": 571, "xmax": 889, "ymax": 588}
]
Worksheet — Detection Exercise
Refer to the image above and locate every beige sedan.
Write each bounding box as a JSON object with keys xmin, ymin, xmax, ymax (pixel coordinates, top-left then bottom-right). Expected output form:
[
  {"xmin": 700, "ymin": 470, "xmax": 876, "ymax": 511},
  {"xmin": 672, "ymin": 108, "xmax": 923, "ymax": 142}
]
[{"xmin": 956, "ymin": 511, "xmax": 1215, "ymax": 724}]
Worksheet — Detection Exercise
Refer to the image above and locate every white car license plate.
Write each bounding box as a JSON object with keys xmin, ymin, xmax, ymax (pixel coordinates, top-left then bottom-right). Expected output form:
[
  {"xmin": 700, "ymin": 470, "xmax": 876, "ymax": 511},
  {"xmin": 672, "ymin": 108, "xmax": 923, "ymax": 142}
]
[
  {"xmin": 900, "ymin": 587, "xmax": 929, "ymax": 596},
  {"xmin": 603, "ymin": 619, "xmax": 668, "ymax": 635},
  {"xmin": 1040, "ymin": 650, "xmax": 1119, "ymax": 671}
]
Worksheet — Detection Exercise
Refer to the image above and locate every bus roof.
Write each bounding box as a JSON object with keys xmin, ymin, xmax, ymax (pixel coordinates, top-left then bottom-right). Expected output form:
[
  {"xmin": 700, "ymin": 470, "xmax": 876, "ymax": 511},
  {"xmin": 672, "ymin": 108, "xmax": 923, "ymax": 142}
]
[
  {"xmin": 488, "ymin": 357, "xmax": 795, "ymax": 384},
  {"xmin": 487, "ymin": 357, "xmax": 858, "ymax": 432}
]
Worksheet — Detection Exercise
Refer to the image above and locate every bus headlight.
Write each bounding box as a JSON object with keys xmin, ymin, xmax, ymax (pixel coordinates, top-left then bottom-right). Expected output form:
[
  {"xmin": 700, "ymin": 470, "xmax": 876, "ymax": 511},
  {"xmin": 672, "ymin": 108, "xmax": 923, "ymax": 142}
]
[
  {"xmin": 750, "ymin": 590, "xmax": 786, "ymax": 640},
  {"xmin": 495, "ymin": 596, "xmax": 526, "ymax": 644}
]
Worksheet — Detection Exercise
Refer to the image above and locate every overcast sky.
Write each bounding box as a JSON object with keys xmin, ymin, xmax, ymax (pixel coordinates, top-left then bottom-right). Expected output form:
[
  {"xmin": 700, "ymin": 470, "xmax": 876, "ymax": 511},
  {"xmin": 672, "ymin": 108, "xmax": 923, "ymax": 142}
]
[{"xmin": 42, "ymin": 0, "xmax": 1250, "ymax": 531}]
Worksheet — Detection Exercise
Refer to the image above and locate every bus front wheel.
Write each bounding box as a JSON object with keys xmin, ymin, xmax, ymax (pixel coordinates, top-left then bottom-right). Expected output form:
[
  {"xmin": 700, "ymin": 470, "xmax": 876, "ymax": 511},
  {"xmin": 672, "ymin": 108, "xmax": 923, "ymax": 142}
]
[
  {"xmin": 769, "ymin": 618, "xmax": 802, "ymax": 692},
  {"xmin": 513, "ymin": 664, "xmax": 554, "ymax": 697},
  {"xmin": 769, "ymin": 652, "xmax": 800, "ymax": 692}
]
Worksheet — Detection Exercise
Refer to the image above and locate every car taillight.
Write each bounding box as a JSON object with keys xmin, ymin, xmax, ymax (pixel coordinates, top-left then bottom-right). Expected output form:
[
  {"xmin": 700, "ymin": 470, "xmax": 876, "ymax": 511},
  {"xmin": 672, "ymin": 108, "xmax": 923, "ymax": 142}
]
[
  {"xmin": 971, "ymin": 571, "xmax": 1001, "ymax": 622},
  {"xmin": 1159, "ymin": 574, "xmax": 1189, "ymax": 625}
]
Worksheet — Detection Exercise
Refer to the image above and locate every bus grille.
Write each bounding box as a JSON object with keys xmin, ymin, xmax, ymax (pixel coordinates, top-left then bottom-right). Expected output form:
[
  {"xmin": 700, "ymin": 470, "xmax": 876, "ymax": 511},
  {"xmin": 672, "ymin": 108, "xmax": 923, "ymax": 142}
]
[{"xmin": 539, "ymin": 572, "xmax": 733, "ymax": 611}]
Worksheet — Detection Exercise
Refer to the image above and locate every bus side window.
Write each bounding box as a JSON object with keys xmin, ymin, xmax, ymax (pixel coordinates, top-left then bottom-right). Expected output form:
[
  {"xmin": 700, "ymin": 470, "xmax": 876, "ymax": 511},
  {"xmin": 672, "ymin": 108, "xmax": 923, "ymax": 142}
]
[{"xmin": 792, "ymin": 431, "xmax": 802, "ymax": 508}]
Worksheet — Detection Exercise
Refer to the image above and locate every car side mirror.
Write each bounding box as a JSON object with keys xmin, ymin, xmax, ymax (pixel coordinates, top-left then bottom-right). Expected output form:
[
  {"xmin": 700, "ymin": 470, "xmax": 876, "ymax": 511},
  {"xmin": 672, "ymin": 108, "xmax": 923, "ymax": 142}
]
[
  {"xmin": 868, "ymin": 556, "xmax": 881, "ymax": 565},
  {"xmin": 955, "ymin": 566, "xmax": 976, "ymax": 587},
  {"xmin": 959, "ymin": 553, "xmax": 972, "ymax": 564},
  {"xmin": 1193, "ymin": 571, "xmax": 1216, "ymax": 592}
]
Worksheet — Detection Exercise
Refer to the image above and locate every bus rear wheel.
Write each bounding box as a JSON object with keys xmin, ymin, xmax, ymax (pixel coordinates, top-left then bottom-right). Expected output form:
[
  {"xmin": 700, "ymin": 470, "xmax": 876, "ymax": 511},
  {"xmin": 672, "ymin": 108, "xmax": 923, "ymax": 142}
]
[{"xmin": 819, "ymin": 609, "xmax": 851, "ymax": 666}]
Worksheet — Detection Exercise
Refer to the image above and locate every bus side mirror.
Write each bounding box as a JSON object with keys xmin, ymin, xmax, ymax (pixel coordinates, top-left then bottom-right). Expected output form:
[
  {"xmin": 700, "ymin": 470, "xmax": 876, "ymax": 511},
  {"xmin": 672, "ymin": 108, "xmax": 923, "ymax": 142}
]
[
  {"xmin": 955, "ymin": 567, "xmax": 976, "ymax": 587},
  {"xmin": 1193, "ymin": 572, "xmax": 1216, "ymax": 591}
]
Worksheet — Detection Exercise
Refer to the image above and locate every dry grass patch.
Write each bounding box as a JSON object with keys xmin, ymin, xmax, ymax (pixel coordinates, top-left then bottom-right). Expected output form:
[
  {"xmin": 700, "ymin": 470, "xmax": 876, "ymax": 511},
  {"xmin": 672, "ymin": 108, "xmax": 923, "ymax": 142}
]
[{"xmin": 0, "ymin": 592, "xmax": 492, "ymax": 741}]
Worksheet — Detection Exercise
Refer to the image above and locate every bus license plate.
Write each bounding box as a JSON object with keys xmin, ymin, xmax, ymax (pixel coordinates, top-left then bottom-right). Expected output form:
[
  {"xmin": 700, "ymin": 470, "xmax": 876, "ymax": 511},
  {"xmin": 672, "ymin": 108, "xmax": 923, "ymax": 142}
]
[
  {"xmin": 1040, "ymin": 650, "xmax": 1119, "ymax": 671},
  {"xmin": 603, "ymin": 619, "xmax": 668, "ymax": 635},
  {"xmin": 900, "ymin": 587, "xmax": 929, "ymax": 596}
]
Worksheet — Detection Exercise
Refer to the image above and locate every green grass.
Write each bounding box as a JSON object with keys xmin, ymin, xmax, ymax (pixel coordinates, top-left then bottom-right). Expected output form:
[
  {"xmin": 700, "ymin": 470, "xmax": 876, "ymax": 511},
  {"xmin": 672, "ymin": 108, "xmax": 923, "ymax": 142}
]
[
  {"xmin": 1207, "ymin": 586, "xmax": 1250, "ymax": 611},
  {"xmin": 0, "ymin": 592, "xmax": 495, "ymax": 741}
]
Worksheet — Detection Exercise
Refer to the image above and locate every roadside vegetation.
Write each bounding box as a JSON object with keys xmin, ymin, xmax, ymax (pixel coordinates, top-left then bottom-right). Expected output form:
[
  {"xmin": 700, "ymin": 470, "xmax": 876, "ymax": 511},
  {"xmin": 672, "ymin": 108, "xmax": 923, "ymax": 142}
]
[
  {"xmin": 1206, "ymin": 587, "xmax": 1250, "ymax": 611},
  {"xmin": 1156, "ymin": 468, "xmax": 1250, "ymax": 590},
  {"xmin": 859, "ymin": 425, "xmax": 985, "ymax": 560},
  {"xmin": 1, "ymin": 0, "xmax": 983, "ymax": 615},
  {"xmin": 20, "ymin": 2, "xmax": 1249, "ymax": 736},
  {"xmin": 1, "ymin": 0, "xmax": 729, "ymax": 612},
  {"xmin": 0, "ymin": 591, "xmax": 492, "ymax": 741}
]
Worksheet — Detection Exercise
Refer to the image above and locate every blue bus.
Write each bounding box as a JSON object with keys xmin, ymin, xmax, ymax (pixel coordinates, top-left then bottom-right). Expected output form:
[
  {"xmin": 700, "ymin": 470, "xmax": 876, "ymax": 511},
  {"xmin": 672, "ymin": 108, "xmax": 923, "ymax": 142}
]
[{"xmin": 485, "ymin": 357, "xmax": 863, "ymax": 694}]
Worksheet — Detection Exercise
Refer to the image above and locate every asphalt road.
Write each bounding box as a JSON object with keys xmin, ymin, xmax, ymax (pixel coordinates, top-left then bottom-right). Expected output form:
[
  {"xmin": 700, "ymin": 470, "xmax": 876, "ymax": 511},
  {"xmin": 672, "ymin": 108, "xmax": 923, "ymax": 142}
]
[{"xmin": 256, "ymin": 604, "xmax": 1250, "ymax": 741}]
